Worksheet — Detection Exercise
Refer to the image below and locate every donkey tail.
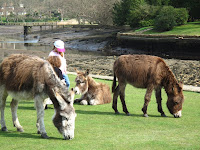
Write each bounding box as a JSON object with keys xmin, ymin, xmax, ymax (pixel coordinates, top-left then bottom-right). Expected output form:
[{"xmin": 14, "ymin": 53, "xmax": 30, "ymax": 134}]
[{"xmin": 112, "ymin": 73, "xmax": 117, "ymax": 93}]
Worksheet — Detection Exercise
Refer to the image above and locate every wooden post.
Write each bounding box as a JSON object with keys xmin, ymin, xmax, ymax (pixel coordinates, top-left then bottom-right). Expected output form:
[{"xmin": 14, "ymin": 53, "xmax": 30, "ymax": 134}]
[
  {"xmin": 24, "ymin": 26, "xmax": 32, "ymax": 39},
  {"xmin": 24, "ymin": 26, "xmax": 28, "ymax": 39}
]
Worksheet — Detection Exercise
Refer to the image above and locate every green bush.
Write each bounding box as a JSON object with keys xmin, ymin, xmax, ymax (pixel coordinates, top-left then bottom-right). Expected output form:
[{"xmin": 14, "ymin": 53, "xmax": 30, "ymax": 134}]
[
  {"xmin": 128, "ymin": 4, "xmax": 160, "ymax": 28},
  {"xmin": 139, "ymin": 19, "xmax": 154, "ymax": 27},
  {"xmin": 0, "ymin": 17, "xmax": 7, "ymax": 22},
  {"xmin": 154, "ymin": 6, "xmax": 177, "ymax": 31},
  {"xmin": 175, "ymin": 8, "xmax": 189, "ymax": 25}
]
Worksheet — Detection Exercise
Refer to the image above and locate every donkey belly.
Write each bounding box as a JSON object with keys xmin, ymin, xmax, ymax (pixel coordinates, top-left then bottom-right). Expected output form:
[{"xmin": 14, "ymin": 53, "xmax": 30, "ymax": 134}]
[
  {"xmin": 8, "ymin": 90, "xmax": 34, "ymax": 101},
  {"xmin": 127, "ymin": 78, "xmax": 149, "ymax": 89},
  {"xmin": 7, "ymin": 90, "xmax": 47, "ymax": 101},
  {"xmin": 130, "ymin": 82, "xmax": 147, "ymax": 89}
]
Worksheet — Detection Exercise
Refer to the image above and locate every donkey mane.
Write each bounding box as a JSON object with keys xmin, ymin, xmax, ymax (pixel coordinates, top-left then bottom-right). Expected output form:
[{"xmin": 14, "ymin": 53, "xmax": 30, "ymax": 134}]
[
  {"xmin": 161, "ymin": 61, "xmax": 181, "ymax": 95},
  {"xmin": 87, "ymin": 76, "xmax": 100, "ymax": 89}
]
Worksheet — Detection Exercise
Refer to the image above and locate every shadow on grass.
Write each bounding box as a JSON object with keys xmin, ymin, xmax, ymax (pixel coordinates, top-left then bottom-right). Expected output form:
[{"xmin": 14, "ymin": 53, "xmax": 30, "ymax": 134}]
[
  {"xmin": 75, "ymin": 109, "xmax": 173, "ymax": 118},
  {"xmin": 0, "ymin": 130, "xmax": 61, "ymax": 140},
  {"xmin": 5, "ymin": 105, "xmax": 36, "ymax": 110},
  {"xmin": 5, "ymin": 101, "xmax": 36, "ymax": 110}
]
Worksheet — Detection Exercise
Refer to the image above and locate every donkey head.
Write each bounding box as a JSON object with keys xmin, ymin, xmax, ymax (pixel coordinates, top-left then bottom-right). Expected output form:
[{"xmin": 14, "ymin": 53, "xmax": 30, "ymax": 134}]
[
  {"xmin": 167, "ymin": 83, "xmax": 184, "ymax": 118},
  {"xmin": 51, "ymin": 88, "xmax": 77, "ymax": 140},
  {"xmin": 74, "ymin": 68, "xmax": 89, "ymax": 95}
]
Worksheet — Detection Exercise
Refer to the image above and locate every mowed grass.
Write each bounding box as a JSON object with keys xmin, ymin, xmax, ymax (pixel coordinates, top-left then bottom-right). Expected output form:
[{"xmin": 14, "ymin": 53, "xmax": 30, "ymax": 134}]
[
  {"xmin": 0, "ymin": 74, "xmax": 199, "ymax": 150},
  {"xmin": 143, "ymin": 21, "xmax": 200, "ymax": 36}
]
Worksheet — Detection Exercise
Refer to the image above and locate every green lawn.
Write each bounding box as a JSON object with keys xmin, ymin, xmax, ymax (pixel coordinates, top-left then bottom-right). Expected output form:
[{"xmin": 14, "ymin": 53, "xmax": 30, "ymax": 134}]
[
  {"xmin": 0, "ymin": 74, "xmax": 199, "ymax": 150},
  {"xmin": 140, "ymin": 22, "xmax": 200, "ymax": 36}
]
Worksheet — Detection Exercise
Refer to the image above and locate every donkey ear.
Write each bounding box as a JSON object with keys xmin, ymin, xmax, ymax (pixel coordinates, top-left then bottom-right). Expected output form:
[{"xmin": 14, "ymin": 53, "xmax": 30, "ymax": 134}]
[
  {"xmin": 179, "ymin": 82, "xmax": 183, "ymax": 89},
  {"xmin": 74, "ymin": 68, "xmax": 79, "ymax": 73},
  {"xmin": 84, "ymin": 69, "xmax": 89, "ymax": 76},
  {"xmin": 52, "ymin": 89, "xmax": 67, "ymax": 110},
  {"xmin": 172, "ymin": 85, "xmax": 178, "ymax": 95},
  {"xmin": 55, "ymin": 93, "xmax": 67, "ymax": 110}
]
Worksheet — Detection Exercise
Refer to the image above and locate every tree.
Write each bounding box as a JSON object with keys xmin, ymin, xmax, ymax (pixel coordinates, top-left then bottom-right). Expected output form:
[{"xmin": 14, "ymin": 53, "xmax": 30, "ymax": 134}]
[
  {"xmin": 146, "ymin": 0, "xmax": 170, "ymax": 6},
  {"xmin": 113, "ymin": 0, "xmax": 133, "ymax": 26}
]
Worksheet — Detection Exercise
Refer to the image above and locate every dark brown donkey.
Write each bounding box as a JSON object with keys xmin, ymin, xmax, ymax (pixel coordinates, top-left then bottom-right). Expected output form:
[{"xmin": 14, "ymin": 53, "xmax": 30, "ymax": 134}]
[{"xmin": 112, "ymin": 55, "xmax": 184, "ymax": 118}]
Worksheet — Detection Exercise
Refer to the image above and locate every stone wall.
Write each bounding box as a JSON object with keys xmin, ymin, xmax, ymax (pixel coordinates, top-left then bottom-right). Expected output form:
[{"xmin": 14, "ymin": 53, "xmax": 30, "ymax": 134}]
[{"xmin": 117, "ymin": 33, "xmax": 200, "ymax": 60}]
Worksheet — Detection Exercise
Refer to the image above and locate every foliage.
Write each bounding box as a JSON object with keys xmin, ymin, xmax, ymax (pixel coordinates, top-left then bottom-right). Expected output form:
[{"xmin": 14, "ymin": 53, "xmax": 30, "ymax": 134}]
[
  {"xmin": 0, "ymin": 74, "xmax": 200, "ymax": 149},
  {"xmin": 128, "ymin": 4, "xmax": 160, "ymax": 27},
  {"xmin": 175, "ymin": 8, "xmax": 189, "ymax": 25},
  {"xmin": 146, "ymin": 0, "xmax": 170, "ymax": 5},
  {"xmin": 0, "ymin": 17, "xmax": 7, "ymax": 23},
  {"xmin": 154, "ymin": 6, "xmax": 177, "ymax": 31},
  {"xmin": 169, "ymin": 0, "xmax": 200, "ymax": 20},
  {"xmin": 127, "ymin": 1, "xmax": 147, "ymax": 28},
  {"xmin": 139, "ymin": 19, "xmax": 154, "ymax": 27},
  {"xmin": 112, "ymin": 0, "xmax": 198, "ymax": 29}
]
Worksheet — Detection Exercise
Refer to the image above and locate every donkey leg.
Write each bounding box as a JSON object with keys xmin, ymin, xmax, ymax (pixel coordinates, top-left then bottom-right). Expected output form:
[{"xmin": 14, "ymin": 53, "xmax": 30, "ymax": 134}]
[
  {"xmin": 155, "ymin": 88, "xmax": 166, "ymax": 117},
  {"xmin": 89, "ymin": 93, "xmax": 102, "ymax": 105},
  {"xmin": 0, "ymin": 89, "xmax": 8, "ymax": 131},
  {"xmin": 10, "ymin": 98, "xmax": 24, "ymax": 132},
  {"xmin": 119, "ymin": 84, "xmax": 129, "ymax": 116},
  {"xmin": 35, "ymin": 95, "xmax": 49, "ymax": 139},
  {"xmin": 112, "ymin": 85, "xmax": 120, "ymax": 114},
  {"xmin": 142, "ymin": 86, "xmax": 154, "ymax": 117}
]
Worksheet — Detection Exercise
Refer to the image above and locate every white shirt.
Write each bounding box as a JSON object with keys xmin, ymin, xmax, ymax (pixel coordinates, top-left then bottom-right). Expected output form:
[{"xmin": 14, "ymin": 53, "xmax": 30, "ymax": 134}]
[{"xmin": 49, "ymin": 51, "xmax": 67, "ymax": 75}]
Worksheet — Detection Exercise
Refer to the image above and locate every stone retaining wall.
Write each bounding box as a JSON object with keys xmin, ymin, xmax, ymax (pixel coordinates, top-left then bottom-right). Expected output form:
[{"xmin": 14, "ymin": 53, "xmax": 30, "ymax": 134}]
[{"xmin": 117, "ymin": 33, "xmax": 200, "ymax": 60}]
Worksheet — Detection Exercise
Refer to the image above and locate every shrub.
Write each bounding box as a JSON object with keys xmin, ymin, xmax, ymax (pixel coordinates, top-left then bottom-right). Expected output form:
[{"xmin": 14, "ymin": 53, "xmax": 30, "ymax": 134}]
[
  {"xmin": 175, "ymin": 8, "xmax": 189, "ymax": 25},
  {"xmin": 154, "ymin": 6, "xmax": 177, "ymax": 31},
  {"xmin": 128, "ymin": 4, "xmax": 160, "ymax": 28},
  {"xmin": 139, "ymin": 19, "xmax": 154, "ymax": 27}
]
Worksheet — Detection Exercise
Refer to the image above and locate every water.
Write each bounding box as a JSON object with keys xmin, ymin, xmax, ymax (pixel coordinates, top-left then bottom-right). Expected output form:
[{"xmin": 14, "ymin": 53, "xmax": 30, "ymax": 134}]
[{"xmin": 0, "ymin": 34, "xmax": 110, "ymax": 56}]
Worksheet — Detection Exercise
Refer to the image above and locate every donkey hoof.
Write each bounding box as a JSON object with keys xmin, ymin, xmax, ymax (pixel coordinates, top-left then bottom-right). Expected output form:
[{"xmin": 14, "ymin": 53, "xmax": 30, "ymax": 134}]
[
  {"xmin": 115, "ymin": 111, "xmax": 120, "ymax": 115},
  {"xmin": 17, "ymin": 128, "xmax": 24, "ymax": 132},
  {"xmin": 1, "ymin": 127, "xmax": 8, "ymax": 131},
  {"xmin": 126, "ymin": 112, "xmax": 130, "ymax": 116},
  {"xmin": 80, "ymin": 100, "xmax": 88, "ymax": 105},
  {"xmin": 37, "ymin": 131, "xmax": 41, "ymax": 134},
  {"xmin": 161, "ymin": 113, "xmax": 167, "ymax": 117},
  {"xmin": 41, "ymin": 133, "xmax": 49, "ymax": 139},
  {"xmin": 143, "ymin": 114, "xmax": 149, "ymax": 117}
]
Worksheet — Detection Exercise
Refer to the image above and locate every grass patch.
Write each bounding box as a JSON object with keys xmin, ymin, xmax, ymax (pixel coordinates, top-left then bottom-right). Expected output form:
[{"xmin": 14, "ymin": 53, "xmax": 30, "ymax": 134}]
[
  {"xmin": 0, "ymin": 74, "xmax": 199, "ymax": 150},
  {"xmin": 143, "ymin": 21, "xmax": 200, "ymax": 36},
  {"xmin": 134, "ymin": 26, "xmax": 153, "ymax": 32}
]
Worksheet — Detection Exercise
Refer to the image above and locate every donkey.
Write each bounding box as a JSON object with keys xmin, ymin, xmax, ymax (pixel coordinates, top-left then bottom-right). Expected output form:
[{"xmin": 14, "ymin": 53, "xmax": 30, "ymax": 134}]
[
  {"xmin": 0, "ymin": 54, "xmax": 76, "ymax": 140},
  {"xmin": 74, "ymin": 69, "xmax": 112, "ymax": 105},
  {"xmin": 112, "ymin": 55, "xmax": 184, "ymax": 118}
]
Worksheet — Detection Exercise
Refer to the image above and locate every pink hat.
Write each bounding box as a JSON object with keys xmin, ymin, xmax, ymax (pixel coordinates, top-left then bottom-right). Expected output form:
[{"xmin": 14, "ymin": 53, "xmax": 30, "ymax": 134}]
[{"xmin": 54, "ymin": 40, "xmax": 65, "ymax": 52}]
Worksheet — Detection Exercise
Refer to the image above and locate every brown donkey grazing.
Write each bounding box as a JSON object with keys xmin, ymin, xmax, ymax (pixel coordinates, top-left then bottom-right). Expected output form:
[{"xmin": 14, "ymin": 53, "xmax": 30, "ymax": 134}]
[
  {"xmin": 74, "ymin": 69, "xmax": 112, "ymax": 105},
  {"xmin": 0, "ymin": 54, "xmax": 76, "ymax": 140},
  {"xmin": 112, "ymin": 55, "xmax": 184, "ymax": 118}
]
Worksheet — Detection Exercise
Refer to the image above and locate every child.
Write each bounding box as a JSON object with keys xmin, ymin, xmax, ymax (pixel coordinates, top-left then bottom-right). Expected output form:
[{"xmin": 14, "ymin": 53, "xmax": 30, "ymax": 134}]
[{"xmin": 49, "ymin": 40, "xmax": 70, "ymax": 88}]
